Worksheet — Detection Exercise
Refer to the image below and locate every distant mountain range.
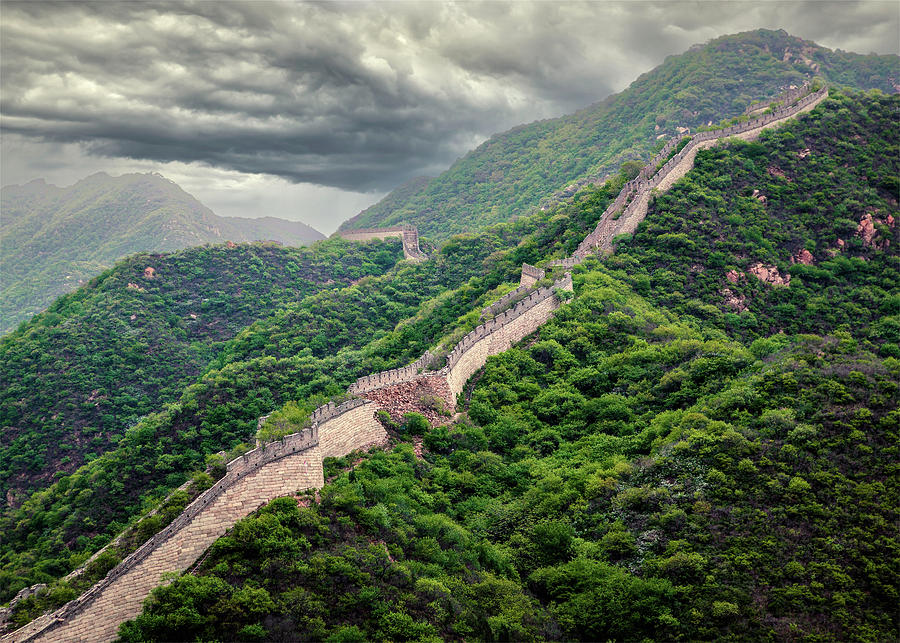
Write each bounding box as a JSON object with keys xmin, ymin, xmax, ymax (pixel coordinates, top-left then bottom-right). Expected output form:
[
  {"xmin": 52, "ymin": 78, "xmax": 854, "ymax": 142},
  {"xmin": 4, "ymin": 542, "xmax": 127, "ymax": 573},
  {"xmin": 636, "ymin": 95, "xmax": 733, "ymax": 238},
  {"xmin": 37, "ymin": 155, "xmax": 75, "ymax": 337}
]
[
  {"xmin": 0, "ymin": 172, "xmax": 324, "ymax": 333},
  {"xmin": 340, "ymin": 29, "xmax": 898, "ymax": 240}
]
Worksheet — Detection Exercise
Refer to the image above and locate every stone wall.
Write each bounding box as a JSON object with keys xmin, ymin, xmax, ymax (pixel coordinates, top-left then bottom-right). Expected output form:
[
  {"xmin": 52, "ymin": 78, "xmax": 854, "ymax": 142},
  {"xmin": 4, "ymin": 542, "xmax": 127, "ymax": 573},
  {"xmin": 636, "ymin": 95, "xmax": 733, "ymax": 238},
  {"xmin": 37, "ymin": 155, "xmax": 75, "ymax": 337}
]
[
  {"xmin": 442, "ymin": 273, "xmax": 573, "ymax": 398},
  {"xmin": 4, "ymin": 395, "xmax": 391, "ymax": 643},
  {"xmin": 444, "ymin": 283, "xmax": 569, "ymax": 398},
  {"xmin": 480, "ymin": 263, "xmax": 546, "ymax": 320},
  {"xmin": 317, "ymin": 400, "xmax": 388, "ymax": 458},
  {"xmin": 6, "ymin": 427, "xmax": 322, "ymax": 643},
  {"xmin": 6, "ymin": 83, "xmax": 828, "ymax": 643},
  {"xmin": 338, "ymin": 225, "xmax": 425, "ymax": 261},
  {"xmin": 347, "ymin": 351, "xmax": 434, "ymax": 396},
  {"xmin": 347, "ymin": 273, "xmax": 574, "ymax": 404},
  {"xmin": 576, "ymin": 86, "xmax": 828, "ymax": 255},
  {"xmin": 744, "ymin": 82, "xmax": 811, "ymax": 114},
  {"xmin": 519, "ymin": 263, "xmax": 545, "ymax": 287}
]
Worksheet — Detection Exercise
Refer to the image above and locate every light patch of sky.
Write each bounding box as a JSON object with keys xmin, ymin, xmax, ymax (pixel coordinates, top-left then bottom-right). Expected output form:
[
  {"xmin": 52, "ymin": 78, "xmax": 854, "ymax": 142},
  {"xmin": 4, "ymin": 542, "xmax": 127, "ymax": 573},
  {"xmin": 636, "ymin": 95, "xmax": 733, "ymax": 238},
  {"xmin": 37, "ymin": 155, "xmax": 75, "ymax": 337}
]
[{"xmin": 1, "ymin": 134, "xmax": 381, "ymax": 235}]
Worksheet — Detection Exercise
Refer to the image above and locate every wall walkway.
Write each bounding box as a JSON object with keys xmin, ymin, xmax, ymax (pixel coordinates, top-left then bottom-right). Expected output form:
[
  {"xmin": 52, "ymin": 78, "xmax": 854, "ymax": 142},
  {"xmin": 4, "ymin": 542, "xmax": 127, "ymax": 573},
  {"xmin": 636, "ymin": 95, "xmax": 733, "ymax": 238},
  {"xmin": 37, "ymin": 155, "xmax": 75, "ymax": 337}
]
[
  {"xmin": 5, "ymin": 401, "xmax": 387, "ymax": 643},
  {"xmin": 574, "ymin": 86, "xmax": 828, "ymax": 256}
]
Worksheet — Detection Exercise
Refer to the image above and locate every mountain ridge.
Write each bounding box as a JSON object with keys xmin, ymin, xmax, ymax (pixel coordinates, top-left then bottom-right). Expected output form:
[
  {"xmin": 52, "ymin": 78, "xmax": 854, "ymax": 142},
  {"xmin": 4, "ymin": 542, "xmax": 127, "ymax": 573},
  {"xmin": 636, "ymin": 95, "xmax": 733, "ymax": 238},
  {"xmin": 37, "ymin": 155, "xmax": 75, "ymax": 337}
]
[
  {"xmin": 339, "ymin": 29, "xmax": 898, "ymax": 240},
  {"xmin": 0, "ymin": 172, "xmax": 325, "ymax": 333}
]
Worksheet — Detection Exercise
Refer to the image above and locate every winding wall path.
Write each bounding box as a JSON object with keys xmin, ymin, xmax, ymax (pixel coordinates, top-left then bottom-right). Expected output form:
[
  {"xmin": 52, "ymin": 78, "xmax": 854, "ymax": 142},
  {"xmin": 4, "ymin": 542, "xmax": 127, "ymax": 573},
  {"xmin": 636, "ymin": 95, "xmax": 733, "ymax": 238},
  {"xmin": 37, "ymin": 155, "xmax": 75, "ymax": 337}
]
[
  {"xmin": 5, "ymin": 402, "xmax": 386, "ymax": 643},
  {"xmin": 573, "ymin": 86, "xmax": 828, "ymax": 256},
  {"xmin": 4, "ymin": 84, "xmax": 827, "ymax": 643}
]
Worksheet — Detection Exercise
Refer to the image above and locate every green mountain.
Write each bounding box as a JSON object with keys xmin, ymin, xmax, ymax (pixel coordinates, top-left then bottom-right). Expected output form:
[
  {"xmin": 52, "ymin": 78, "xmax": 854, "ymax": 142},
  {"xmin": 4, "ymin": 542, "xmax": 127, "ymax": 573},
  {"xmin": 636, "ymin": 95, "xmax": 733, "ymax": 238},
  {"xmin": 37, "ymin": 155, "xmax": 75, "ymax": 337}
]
[
  {"xmin": 3, "ymin": 87, "xmax": 897, "ymax": 642},
  {"xmin": 117, "ymin": 89, "xmax": 899, "ymax": 643},
  {"xmin": 339, "ymin": 29, "xmax": 897, "ymax": 240},
  {"xmin": 0, "ymin": 238, "xmax": 402, "ymax": 506},
  {"xmin": 0, "ymin": 172, "xmax": 325, "ymax": 333}
]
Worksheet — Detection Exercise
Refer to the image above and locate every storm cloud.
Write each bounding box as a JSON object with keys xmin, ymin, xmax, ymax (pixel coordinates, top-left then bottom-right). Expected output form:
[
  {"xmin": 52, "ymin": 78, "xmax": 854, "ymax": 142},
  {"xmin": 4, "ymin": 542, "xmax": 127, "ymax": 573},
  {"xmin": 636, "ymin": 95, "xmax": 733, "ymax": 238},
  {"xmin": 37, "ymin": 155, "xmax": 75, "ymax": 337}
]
[{"xmin": 1, "ymin": 1, "xmax": 897, "ymax": 228}]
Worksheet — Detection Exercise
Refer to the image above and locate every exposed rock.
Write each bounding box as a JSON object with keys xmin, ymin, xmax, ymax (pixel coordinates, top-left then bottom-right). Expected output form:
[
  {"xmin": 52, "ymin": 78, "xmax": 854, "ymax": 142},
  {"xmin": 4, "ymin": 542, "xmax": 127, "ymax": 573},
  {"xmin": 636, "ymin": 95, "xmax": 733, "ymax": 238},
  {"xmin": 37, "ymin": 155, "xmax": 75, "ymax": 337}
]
[
  {"xmin": 721, "ymin": 288, "xmax": 748, "ymax": 312},
  {"xmin": 126, "ymin": 282, "xmax": 144, "ymax": 291},
  {"xmin": 676, "ymin": 126, "xmax": 690, "ymax": 135},
  {"xmin": 792, "ymin": 249, "xmax": 815, "ymax": 265},
  {"xmin": 856, "ymin": 212, "xmax": 893, "ymax": 249},
  {"xmin": 749, "ymin": 262, "xmax": 790, "ymax": 286},
  {"xmin": 412, "ymin": 436, "xmax": 425, "ymax": 460},
  {"xmin": 225, "ymin": 240, "xmax": 237, "ymax": 248},
  {"xmin": 798, "ymin": 148, "xmax": 811, "ymax": 159},
  {"xmin": 725, "ymin": 269, "xmax": 744, "ymax": 284},
  {"xmin": 143, "ymin": 266, "xmax": 157, "ymax": 279},
  {"xmin": 751, "ymin": 189, "xmax": 768, "ymax": 203},
  {"xmin": 767, "ymin": 166, "xmax": 790, "ymax": 181},
  {"xmin": 857, "ymin": 213, "xmax": 876, "ymax": 245}
]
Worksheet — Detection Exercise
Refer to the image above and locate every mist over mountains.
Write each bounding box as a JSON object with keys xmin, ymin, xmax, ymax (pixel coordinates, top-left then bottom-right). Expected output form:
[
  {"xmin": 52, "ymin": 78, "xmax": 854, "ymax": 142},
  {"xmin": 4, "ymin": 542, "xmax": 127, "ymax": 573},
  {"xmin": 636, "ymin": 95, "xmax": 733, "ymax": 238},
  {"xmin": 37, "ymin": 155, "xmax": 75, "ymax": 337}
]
[{"xmin": 0, "ymin": 172, "xmax": 324, "ymax": 333}]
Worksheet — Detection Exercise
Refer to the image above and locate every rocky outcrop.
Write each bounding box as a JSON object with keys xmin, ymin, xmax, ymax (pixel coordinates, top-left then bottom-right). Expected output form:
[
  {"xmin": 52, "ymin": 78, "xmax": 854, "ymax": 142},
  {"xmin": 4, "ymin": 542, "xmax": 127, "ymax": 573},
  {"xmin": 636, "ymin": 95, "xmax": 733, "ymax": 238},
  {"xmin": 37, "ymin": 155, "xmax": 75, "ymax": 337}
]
[
  {"xmin": 857, "ymin": 212, "xmax": 894, "ymax": 249},
  {"xmin": 749, "ymin": 263, "xmax": 790, "ymax": 286}
]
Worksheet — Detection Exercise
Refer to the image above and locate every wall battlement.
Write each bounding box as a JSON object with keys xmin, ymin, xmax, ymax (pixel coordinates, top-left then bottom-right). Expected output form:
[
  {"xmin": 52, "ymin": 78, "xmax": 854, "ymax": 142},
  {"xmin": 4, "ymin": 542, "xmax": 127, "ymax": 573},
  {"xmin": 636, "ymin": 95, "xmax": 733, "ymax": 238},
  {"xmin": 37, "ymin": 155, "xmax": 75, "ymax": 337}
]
[
  {"xmin": 4, "ymin": 399, "xmax": 388, "ymax": 643},
  {"xmin": 347, "ymin": 351, "xmax": 435, "ymax": 395}
]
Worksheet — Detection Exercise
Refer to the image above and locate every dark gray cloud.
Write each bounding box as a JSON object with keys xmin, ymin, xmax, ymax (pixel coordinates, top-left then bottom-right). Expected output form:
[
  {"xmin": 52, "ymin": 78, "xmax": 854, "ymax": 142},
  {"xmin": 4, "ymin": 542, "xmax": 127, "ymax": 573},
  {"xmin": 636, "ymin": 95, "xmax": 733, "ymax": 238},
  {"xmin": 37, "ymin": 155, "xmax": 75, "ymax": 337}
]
[{"xmin": 1, "ymin": 0, "xmax": 898, "ymax": 196}]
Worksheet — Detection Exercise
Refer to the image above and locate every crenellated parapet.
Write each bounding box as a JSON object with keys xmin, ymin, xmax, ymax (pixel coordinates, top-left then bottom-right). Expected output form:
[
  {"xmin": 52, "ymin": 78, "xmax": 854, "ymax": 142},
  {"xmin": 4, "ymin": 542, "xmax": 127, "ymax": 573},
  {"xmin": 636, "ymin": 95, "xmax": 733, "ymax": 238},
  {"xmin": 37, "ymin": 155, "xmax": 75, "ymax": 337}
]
[
  {"xmin": 6, "ymin": 81, "xmax": 830, "ymax": 643},
  {"xmin": 344, "ymin": 272, "xmax": 574, "ymax": 403},
  {"xmin": 347, "ymin": 351, "xmax": 435, "ymax": 395},
  {"xmin": 4, "ymin": 397, "xmax": 389, "ymax": 643}
]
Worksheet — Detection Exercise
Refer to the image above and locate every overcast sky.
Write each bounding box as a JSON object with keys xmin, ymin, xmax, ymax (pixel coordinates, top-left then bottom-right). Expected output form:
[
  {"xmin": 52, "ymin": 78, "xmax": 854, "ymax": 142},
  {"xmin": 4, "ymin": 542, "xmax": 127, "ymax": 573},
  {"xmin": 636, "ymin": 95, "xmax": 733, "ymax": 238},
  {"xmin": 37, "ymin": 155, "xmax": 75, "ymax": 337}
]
[{"xmin": 2, "ymin": 1, "xmax": 897, "ymax": 234}]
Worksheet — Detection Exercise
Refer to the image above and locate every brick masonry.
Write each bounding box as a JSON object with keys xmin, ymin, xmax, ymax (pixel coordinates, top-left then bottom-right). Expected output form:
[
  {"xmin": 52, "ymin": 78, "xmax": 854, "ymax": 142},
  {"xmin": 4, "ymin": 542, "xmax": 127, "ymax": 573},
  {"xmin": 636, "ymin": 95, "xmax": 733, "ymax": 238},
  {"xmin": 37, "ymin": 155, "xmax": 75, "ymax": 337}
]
[
  {"xmin": 6, "ymin": 402, "xmax": 388, "ymax": 643},
  {"xmin": 576, "ymin": 86, "xmax": 828, "ymax": 255}
]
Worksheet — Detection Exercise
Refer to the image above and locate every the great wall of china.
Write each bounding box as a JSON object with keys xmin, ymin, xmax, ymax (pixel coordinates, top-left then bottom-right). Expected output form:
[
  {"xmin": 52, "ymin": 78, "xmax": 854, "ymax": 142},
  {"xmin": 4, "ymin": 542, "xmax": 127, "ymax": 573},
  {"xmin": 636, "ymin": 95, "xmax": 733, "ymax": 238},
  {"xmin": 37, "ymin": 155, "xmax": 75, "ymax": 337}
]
[
  {"xmin": 4, "ymin": 268, "xmax": 573, "ymax": 643},
  {"xmin": 337, "ymin": 225, "xmax": 426, "ymax": 261},
  {"xmin": 4, "ymin": 84, "xmax": 828, "ymax": 643}
]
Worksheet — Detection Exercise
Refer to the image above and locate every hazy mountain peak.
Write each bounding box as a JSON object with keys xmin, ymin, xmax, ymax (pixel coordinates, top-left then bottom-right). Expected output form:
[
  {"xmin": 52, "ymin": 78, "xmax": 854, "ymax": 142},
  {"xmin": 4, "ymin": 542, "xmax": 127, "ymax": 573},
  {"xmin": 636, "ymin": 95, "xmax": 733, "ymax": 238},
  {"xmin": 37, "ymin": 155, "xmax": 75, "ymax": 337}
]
[{"xmin": 1, "ymin": 173, "xmax": 325, "ymax": 333}]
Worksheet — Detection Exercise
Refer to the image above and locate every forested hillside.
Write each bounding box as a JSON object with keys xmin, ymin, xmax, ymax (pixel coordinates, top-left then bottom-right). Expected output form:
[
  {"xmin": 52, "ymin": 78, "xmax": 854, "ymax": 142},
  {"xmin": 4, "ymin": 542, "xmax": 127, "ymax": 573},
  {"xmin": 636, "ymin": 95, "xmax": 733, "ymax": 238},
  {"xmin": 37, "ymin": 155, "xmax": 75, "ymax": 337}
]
[
  {"xmin": 0, "ymin": 194, "xmax": 615, "ymax": 613},
  {"xmin": 0, "ymin": 172, "xmax": 324, "ymax": 332},
  {"xmin": 340, "ymin": 29, "xmax": 897, "ymax": 240},
  {"xmin": 107, "ymin": 90, "xmax": 899, "ymax": 641},
  {"xmin": 0, "ymin": 239, "xmax": 401, "ymax": 506}
]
